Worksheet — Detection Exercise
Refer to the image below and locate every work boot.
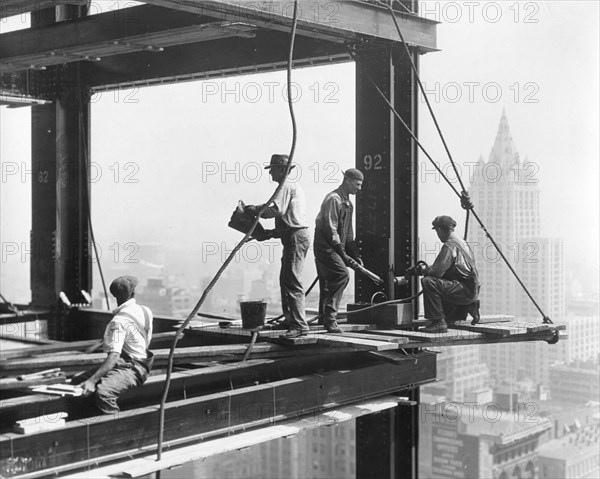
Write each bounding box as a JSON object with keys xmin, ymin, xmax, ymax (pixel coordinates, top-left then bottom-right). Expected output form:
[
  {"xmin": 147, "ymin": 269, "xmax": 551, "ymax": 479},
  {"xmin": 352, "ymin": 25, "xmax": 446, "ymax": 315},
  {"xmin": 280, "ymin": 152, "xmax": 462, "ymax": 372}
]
[
  {"xmin": 280, "ymin": 329, "xmax": 308, "ymax": 339},
  {"xmin": 324, "ymin": 320, "xmax": 342, "ymax": 334},
  {"xmin": 468, "ymin": 300, "xmax": 481, "ymax": 325},
  {"xmin": 421, "ymin": 319, "xmax": 448, "ymax": 334},
  {"xmin": 445, "ymin": 305, "xmax": 468, "ymax": 323},
  {"xmin": 271, "ymin": 321, "xmax": 290, "ymax": 330}
]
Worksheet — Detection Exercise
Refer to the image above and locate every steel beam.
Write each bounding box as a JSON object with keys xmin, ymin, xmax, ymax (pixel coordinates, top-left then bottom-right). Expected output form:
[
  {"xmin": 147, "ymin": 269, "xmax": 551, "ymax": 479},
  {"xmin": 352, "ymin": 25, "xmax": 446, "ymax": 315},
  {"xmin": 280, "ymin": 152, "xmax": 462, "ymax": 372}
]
[
  {"xmin": 143, "ymin": 0, "xmax": 438, "ymax": 51},
  {"xmin": 354, "ymin": 45, "xmax": 419, "ymax": 304},
  {"xmin": 79, "ymin": 31, "xmax": 349, "ymax": 91},
  {"xmin": 354, "ymin": 2, "xmax": 421, "ymax": 475},
  {"xmin": 0, "ymin": 6, "xmax": 256, "ymax": 75},
  {"xmin": 29, "ymin": 7, "xmax": 92, "ymax": 322},
  {"xmin": 0, "ymin": 353, "xmax": 436, "ymax": 477},
  {"xmin": 356, "ymin": 388, "xmax": 420, "ymax": 479}
]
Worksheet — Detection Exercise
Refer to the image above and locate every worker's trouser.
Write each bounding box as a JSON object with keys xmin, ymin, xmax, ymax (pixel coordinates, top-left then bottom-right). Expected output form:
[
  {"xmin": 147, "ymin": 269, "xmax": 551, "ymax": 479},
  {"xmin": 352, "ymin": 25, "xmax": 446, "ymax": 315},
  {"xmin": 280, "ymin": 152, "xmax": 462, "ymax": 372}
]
[
  {"xmin": 314, "ymin": 235, "xmax": 349, "ymax": 324},
  {"xmin": 280, "ymin": 228, "xmax": 311, "ymax": 331},
  {"xmin": 72, "ymin": 357, "xmax": 150, "ymax": 414},
  {"xmin": 421, "ymin": 276, "xmax": 477, "ymax": 321}
]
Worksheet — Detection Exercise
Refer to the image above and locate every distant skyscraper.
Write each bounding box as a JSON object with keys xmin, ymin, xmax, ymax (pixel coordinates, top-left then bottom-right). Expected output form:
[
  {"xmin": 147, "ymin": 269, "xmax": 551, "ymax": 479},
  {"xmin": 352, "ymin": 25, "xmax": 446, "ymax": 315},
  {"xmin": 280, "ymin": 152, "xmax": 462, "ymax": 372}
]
[
  {"xmin": 471, "ymin": 112, "xmax": 567, "ymax": 387},
  {"xmin": 468, "ymin": 110, "xmax": 565, "ymax": 320},
  {"xmin": 423, "ymin": 345, "xmax": 489, "ymax": 401}
]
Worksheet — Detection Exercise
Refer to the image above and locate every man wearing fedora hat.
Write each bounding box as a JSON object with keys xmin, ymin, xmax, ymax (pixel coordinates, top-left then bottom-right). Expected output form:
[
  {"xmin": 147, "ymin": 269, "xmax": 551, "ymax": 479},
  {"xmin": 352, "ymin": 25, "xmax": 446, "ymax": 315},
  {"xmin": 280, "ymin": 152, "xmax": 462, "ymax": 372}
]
[
  {"xmin": 417, "ymin": 215, "xmax": 480, "ymax": 333},
  {"xmin": 71, "ymin": 275, "xmax": 154, "ymax": 413},
  {"xmin": 245, "ymin": 154, "xmax": 311, "ymax": 338},
  {"xmin": 313, "ymin": 168, "xmax": 364, "ymax": 334}
]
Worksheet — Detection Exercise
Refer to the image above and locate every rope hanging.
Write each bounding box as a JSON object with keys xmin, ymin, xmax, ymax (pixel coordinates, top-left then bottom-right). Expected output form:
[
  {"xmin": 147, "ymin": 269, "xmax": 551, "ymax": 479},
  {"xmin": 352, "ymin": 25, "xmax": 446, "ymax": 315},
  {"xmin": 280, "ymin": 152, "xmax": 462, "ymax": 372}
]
[
  {"xmin": 155, "ymin": 0, "xmax": 302, "ymax": 460},
  {"xmin": 370, "ymin": 0, "xmax": 552, "ymax": 324}
]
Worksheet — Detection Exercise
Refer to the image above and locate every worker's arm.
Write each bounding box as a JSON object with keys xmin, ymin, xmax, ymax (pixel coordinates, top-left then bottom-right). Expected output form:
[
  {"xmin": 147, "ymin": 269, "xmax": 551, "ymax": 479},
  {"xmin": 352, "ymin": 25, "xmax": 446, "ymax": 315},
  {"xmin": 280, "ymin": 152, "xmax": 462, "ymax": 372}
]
[
  {"xmin": 423, "ymin": 244, "xmax": 454, "ymax": 278},
  {"xmin": 319, "ymin": 195, "xmax": 343, "ymax": 245},
  {"xmin": 79, "ymin": 352, "xmax": 120, "ymax": 396},
  {"xmin": 246, "ymin": 183, "xmax": 292, "ymax": 219}
]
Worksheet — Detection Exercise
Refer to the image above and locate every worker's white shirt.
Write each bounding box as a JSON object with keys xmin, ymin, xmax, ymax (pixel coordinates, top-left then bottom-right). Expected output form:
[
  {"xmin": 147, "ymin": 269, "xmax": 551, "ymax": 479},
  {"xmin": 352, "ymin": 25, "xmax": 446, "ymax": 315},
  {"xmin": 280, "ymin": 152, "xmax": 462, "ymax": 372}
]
[
  {"xmin": 261, "ymin": 180, "xmax": 308, "ymax": 230},
  {"xmin": 103, "ymin": 298, "xmax": 153, "ymax": 360}
]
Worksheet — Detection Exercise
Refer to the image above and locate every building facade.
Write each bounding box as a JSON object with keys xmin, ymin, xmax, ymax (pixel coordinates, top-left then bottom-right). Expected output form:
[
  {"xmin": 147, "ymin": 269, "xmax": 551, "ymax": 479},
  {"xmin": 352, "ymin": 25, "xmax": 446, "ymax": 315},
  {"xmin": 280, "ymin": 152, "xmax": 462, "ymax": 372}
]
[
  {"xmin": 538, "ymin": 423, "xmax": 600, "ymax": 479},
  {"xmin": 419, "ymin": 396, "xmax": 551, "ymax": 479},
  {"xmin": 468, "ymin": 111, "xmax": 565, "ymax": 321},
  {"xmin": 549, "ymin": 361, "xmax": 600, "ymax": 405}
]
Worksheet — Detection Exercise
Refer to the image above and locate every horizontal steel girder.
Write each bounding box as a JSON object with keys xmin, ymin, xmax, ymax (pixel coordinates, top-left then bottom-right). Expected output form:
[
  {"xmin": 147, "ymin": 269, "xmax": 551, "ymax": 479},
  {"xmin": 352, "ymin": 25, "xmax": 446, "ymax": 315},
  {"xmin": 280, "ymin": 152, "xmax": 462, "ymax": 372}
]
[
  {"xmin": 143, "ymin": 0, "xmax": 437, "ymax": 51},
  {"xmin": 0, "ymin": 5, "xmax": 256, "ymax": 74},
  {"xmin": 0, "ymin": 353, "xmax": 436, "ymax": 476}
]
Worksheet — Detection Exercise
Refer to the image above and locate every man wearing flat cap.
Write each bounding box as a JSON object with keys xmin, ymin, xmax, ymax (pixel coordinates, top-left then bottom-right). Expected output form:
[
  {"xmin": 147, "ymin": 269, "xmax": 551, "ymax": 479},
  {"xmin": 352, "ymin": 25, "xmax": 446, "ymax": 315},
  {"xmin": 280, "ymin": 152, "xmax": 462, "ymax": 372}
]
[
  {"xmin": 417, "ymin": 215, "xmax": 480, "ymax": 333},
  {"xmin": 313, "ymin": 168, "xmax": 364, "ymax": 333},
  {"xmin": 245, "ymin": 154, "xmax": 311, "ymax": 338},
  {"xmin": 72, "ymin": 275, "xmax": 154, "ymax": 413}
]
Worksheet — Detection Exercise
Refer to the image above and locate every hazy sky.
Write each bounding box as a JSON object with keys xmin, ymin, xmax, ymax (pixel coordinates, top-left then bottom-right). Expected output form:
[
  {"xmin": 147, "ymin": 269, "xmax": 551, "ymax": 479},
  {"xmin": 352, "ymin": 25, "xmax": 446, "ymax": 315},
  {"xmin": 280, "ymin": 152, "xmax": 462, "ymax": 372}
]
[{"xmin": 1, "ymin": 1, "xmax": 598, "ymax": 303}]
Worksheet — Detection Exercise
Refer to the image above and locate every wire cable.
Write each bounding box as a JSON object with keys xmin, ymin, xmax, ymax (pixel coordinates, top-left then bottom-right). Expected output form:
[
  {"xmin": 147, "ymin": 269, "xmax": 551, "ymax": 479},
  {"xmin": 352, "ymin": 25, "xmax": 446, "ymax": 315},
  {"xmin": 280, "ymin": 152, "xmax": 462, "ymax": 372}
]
[
  {"xmin": 77, "ymin": 47, "xmax": 110, "ymax": 310},
  {"xmin": 365, "ymin": 1, "xmax": 552, "ymax": 324},
  {"xmin": 155, "ymin": 0, "xmax": 302, "ymax": 459}
]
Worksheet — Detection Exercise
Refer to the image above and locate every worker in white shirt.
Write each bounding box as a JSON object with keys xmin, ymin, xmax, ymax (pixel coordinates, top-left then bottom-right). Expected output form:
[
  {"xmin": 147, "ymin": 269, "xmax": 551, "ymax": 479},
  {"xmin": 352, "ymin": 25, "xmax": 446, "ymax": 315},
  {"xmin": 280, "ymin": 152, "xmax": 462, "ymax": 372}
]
[
  {"xmin": 245, "ymin": 154, "xmax": 311, "ymax": 338},
  {"xmin": 72, "ymin": 275, "xmax": 153, "ymax": 414}
]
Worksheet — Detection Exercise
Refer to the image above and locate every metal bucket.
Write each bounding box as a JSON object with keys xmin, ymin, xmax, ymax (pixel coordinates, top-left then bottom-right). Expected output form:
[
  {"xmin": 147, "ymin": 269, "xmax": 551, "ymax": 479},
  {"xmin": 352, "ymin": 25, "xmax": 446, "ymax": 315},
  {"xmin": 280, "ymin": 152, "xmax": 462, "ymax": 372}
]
[{"xmin": 240, "ymin": 301, "xmax": 267, "ymax": 329}]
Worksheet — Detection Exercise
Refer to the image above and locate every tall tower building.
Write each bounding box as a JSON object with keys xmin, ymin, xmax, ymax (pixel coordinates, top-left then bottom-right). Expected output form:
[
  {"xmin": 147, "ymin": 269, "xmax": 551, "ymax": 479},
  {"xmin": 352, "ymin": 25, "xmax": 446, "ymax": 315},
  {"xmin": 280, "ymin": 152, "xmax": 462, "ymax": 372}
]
[{"xmin": 468, "ymin": 110, "xmax": 565, "ymax": 320}]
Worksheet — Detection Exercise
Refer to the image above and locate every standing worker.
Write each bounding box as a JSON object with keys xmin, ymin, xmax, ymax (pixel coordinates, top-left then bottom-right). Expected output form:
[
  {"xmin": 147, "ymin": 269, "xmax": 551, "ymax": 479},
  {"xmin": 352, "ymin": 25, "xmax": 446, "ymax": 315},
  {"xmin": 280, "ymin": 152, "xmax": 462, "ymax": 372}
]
[
  {"xmin": 72, "ymin": 275, "xmax": 154, "ymax": 413},
  {"xmin": 416, "ymin": 216, "xmax": 480, "ymax": 333},
  {"xmin": 245, "ymin": 154, "xmax": 311, "ymax": 338},
  {"xmin": 314, "ymin": 168, "xmax": 363, "ymax": 334}
]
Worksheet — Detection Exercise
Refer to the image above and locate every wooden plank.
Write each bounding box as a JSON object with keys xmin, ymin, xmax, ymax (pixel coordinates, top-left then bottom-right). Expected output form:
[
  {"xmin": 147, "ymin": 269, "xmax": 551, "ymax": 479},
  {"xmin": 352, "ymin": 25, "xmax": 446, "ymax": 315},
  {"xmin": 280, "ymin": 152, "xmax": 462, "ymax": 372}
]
[
  {"xmin": 0, "ymin": 373, "xmax": 67, "ymax": 390},
  {"xmin": 274, "ymin": 335, "xmax": 319, "ymax": 346},
  {"xmin": 0, "ymin": 353, "xmax": 437, "ymax": 477},
  {"xmin": 449, "ymin": 321, "xmax": 549, "ymax": 336},
  {"xmin": 473, "ymin": 315, "xmax": 513, "ymax": 324},
  {"xmin": 341, "ymin": 332, "xmax": 409, "ymax": 344},
  {"xmin": 0, "ymin": 344, "xmax": 292, "ymax": 374},
  {"xmin": 316, "ymin": 335, "xmax": 399, "ymax": 351},
  {"xmin": 0, "ymin": 334, "xmax": 53, "ymax": 345},
  {"xmin": 376, "ymin": 328, "xmax": 484, "ymax": 343},
  {"xmin": 0, "ymin": 331, "xmax": 178, "ymax": 361}
]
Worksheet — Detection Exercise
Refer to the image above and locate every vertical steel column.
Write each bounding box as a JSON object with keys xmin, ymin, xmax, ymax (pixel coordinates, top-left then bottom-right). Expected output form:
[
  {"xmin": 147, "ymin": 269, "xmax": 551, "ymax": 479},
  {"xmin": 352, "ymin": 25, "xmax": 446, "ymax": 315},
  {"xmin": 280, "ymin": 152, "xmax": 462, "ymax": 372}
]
[
  {"xmin": 30, "ymin": 9, "xmax": 59, "ymax": 308},
  {"xmin": 30, "ymin": 6, "xmax": 91, "ymax": 336},
  {"xmin": 355, "ymin": 48, "xmax": 418, "ymax": 304},
  {"xmin": 354, "ymin": 3, "xmax": 420, "ymax": 477},
  {"xmin": 355, "ymin": 48, "xmax": 394, "ymax": 303},
  {"xmin": 356, "ymin": 389, "xmax": 420, "ymax": 479}
]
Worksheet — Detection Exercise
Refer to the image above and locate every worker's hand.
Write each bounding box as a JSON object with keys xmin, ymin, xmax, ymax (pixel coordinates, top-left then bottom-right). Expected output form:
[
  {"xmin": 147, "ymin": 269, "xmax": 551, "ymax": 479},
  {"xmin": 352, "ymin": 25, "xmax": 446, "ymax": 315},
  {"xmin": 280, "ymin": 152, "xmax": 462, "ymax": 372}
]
[
  {"xmin": 80, "ymin": 379, "xmax": 96, "ymax": 397},
  {"xmin": 415, "ymin": 261, "xmax": 429, "ymax": 276},
  {"xmin": 244, "ymin": 204, "xmax": 259, "ymax": 217},
  {"xmin": 255, "ymin": 229, "xmax": 275, "ymax": 242},
  {"xmin": 353, "ymin": 257, "xmax": 364, "ymax": 267},
  {"xmin": 346, "ymin": 257, "xmax": 360, "ymax": 270},
  {"xmin": 405, "ymin": 266, "xmax": 417, "ymax": 277}
]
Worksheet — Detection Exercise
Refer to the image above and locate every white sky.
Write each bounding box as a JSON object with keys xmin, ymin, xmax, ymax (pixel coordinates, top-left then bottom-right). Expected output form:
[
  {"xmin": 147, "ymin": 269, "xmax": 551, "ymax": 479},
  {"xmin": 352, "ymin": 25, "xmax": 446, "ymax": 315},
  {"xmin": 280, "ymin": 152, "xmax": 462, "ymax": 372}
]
[{"xmin": 1, "ymin": 1, "xmax": 598, "ymax": 303}]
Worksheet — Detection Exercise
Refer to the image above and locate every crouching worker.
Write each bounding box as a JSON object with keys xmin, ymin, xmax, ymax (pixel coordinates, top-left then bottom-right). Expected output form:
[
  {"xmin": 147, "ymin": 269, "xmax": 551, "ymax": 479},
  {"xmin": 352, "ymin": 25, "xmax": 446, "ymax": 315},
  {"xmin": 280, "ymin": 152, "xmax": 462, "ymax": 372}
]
[
  {"xmin": 416, "ymin": 216, "xmax": 480, "ymax": 334},
  {"xmin": 72, "ymin": 275, "xmax": 154, "ymax": 414}
]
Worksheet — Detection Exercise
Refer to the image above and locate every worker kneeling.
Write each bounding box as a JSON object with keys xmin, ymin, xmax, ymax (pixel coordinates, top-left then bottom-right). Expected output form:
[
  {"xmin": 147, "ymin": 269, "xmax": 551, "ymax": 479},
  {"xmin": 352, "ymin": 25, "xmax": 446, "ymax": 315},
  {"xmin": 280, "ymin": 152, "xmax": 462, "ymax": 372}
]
[
  {"xmin": 416, "ymin": 216, "xmax": 480, "ymax": 334},
  {"xmin": 71, "ymin": 276, "xmax": 154, "ymax": 414}
]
